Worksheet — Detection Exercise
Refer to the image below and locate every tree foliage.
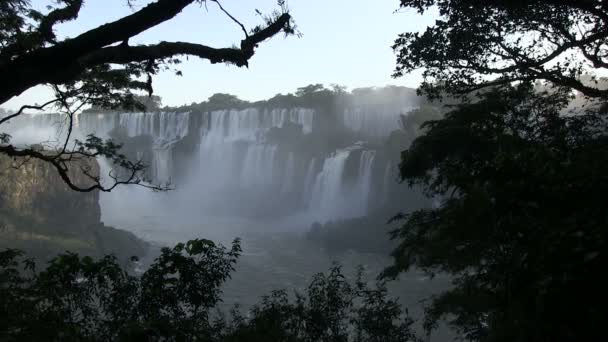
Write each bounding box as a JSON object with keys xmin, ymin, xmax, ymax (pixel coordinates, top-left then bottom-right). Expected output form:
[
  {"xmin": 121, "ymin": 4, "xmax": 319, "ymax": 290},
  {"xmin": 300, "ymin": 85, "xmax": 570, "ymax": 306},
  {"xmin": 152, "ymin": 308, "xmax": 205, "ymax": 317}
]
[
  {"xmin": 0, "ymin": 242, "xmax": 419, "ymax": 342},
  {"xmin": 394, "ymin": 0, "xmax": 608, "ymax": 99},
  {"xmin": 384, "ymin": 85, "xmax": 608, "ymax": 340},
  {"xmin": 388, "ymin": 1, "xmax": 608, "ymax": 340}
]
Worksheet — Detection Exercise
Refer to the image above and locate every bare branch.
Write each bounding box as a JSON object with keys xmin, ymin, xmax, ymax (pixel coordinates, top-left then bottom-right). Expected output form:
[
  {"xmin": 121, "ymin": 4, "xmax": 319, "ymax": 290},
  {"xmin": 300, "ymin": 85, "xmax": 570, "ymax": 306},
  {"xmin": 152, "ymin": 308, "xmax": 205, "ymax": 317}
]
[
  {"xmin": 0, "ymin": 0, "xmax": 292, "ymax": 104},
  {"xmin": 211, "ymin": 0, "xmax": 249, "ymax": 37},
  {"xmin": 0, "ymin": 98, "xmax": 61, "ymax": 126},
  {"xmin": 0, "ymin": 144, "xmax": 168, "ymax": 193}
]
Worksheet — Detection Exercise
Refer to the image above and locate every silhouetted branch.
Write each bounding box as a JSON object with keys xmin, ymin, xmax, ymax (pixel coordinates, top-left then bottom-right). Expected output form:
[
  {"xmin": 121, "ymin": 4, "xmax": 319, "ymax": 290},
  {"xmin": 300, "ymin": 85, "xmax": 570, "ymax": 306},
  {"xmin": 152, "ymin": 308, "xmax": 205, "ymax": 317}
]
[
  {"xmin": 211, "ymin": 0, "xmax": 249, "ymax": 37},
  {"xmin": 0, "ymin": 0, "xmax": 293, "ymax": 193},
  {"xmin": 38, "ymin": 0, "xmax": 84, "ymax": 43},
  {"xmin": 0, "ymin": 0, "xmax": 293, "ymax": 104},
  {"xmin": 0, "ymin": 99, "xmax": 61, "ymax": 126},
  {"xmin": 0, "ymin": 144, "xmax": 167, "ymax": 192}
]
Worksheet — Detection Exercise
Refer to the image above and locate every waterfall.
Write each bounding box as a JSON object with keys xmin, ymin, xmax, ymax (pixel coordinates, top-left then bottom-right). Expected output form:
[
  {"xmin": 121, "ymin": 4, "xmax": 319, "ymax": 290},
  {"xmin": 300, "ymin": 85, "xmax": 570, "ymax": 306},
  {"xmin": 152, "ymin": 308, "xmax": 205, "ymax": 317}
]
[
  {"xmin": 301, "ymin": 158, "xmax": 317, "ymax": 204},
  {"xmin": 4, "ymin": 104, "xmax": 411, "ymax": 222},
  {"xmin": 239, "ymin": 144, "xmax": 278, "ymax": 188},
  {"xmin": 382, "ymin": 161, "xmax": 393, "ymax": 205},
  {"xmin": 198, "ymin": 107, "xmax": 315, "ymax": 192},
  {"xmin": 119, "ymin": 112, "xmax": 155, "ymax": 137},
  {"xmin": 76, "ymin": 111, "xmax": 191, "ymax": 185},
  {"xmin": 204, "ymin": 107, "xmax": 314, "ymax": 142},
  {"xmin": 152, "ymin": 147, "xmax": 173, "ymax": 184},
  {"xmin": 281, "ymin": 152, "xmax": 295, "ymax": 194},
  {"xmin": 78, "ymin": 111, "xmax": 190, "ymax": 143},
  {"xmin": 355, "ymin": 150, "xmax": 376, "ymax": 213},
  {"xmin": 157, "ymin": 112, "xmax": 190, "ymax": 144},
  {"xmin": 308, "ymin": 148, "xmax": 379, "ymax": 221},
  {"xmin": 78, "ymin": 113, "xmax": 118, "ymax": 138},
  {"xmin": 80, "ymin": 108, "xmax": 316, "ymax": 189},
  {"xmin": 310, "ymin": 149, "xmax": 351, "ymax": 220},
  {"xmin": 1, "ymin": 113, "xmax": 71, "ymax": 147},
  {"xmin": 342, "ymin": 105, "xmax": 415, "ymax": 138},
  {"xmin": 208, "ymin": 109, "xmax": 260, "ymax": 142},
  {"xmin": 265, "ymin": 108, "xmax": 314, "ymax": 134}
]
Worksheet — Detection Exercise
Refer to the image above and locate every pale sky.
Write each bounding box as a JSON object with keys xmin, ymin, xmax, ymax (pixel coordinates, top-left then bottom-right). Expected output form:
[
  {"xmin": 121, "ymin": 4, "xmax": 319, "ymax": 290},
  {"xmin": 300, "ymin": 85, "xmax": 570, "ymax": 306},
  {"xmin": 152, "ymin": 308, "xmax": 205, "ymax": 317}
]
[{"xmin": 3, "ymin": 0, "xmax": 437, "ymax": 110}]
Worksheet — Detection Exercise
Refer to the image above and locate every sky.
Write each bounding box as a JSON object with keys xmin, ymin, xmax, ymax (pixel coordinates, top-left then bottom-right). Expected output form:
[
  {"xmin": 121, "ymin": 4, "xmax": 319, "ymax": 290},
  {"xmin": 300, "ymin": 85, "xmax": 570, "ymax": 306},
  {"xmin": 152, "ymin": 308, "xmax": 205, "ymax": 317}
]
[{"xmin": 3, "ymin": 0, "xmax": 437, "ymax": 109}]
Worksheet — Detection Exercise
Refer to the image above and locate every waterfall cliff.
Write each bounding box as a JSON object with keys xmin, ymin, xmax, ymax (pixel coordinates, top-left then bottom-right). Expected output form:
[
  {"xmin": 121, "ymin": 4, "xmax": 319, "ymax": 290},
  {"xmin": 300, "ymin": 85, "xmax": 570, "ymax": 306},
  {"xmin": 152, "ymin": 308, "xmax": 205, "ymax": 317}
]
[{"xmin": 3, "ymin": 87, "xmax": 423, "ymax": 222}]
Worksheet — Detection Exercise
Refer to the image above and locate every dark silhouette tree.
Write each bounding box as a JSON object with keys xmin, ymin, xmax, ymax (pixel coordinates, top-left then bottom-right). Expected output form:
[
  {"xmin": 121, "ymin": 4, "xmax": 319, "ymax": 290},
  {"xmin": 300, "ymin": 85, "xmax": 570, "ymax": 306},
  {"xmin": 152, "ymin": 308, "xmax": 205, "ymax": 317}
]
[
  {"xmin": 393, "ymin": 0, "xmax": 608, "ymax": 100},
  {"xmin": 385, "ymin": 0, "xmax": 608, "ymax": 340},
  {"xmin": 384, "ymin": 86, "xmax": 608, "ymax": 341},
  {"xmin": 0, "ymin": 0, "xmax": 295, "ymax": 192},
  {"xmin": 0, "ymin": 243, "xmax": 419, "ymax": 341}
]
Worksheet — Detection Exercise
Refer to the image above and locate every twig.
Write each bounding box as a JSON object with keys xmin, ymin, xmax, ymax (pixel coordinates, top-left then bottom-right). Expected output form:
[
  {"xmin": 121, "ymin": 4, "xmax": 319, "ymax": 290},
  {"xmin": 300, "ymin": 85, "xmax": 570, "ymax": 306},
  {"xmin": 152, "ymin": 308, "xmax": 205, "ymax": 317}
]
[
  {"xmin": 0, "ymin": 98, "xmax": 60, "ymax": 126},
  {"xmin": 212, "ymin": 0, "xmax": 249, "ymax": 37}
]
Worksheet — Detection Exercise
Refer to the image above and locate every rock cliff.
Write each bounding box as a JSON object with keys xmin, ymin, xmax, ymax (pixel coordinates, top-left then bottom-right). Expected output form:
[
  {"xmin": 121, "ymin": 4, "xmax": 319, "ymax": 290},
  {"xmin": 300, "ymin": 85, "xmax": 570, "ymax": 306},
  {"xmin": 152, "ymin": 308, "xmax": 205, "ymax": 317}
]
[{"xmin": 0, "ymin": 154, "xmax": 146, "ymax": 262}]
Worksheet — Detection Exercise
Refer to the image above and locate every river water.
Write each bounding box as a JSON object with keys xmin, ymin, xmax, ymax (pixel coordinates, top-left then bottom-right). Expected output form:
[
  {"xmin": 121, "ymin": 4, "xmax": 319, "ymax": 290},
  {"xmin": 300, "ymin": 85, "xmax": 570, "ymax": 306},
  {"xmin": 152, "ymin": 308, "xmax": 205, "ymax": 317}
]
[{"xmin": 100, "ymin": 188, "xmax": 453, "ymax": 340}]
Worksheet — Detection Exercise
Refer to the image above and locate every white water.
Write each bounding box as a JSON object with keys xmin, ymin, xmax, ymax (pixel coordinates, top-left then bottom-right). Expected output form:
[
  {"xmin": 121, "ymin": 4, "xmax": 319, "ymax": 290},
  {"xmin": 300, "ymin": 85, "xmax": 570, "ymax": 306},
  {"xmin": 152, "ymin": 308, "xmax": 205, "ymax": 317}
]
[
  {"xmin": 4, "ymin": 108, "xmax": 396, "ymax": 222},
  {"xmin": 382, "ymin": 161, "xmax": 393, "ymax": 205},
  {"xmin": 342, "ymin": 105, "xmax": 415, "ymax": 138},
  {"xmin": 239, "ymin": 144, "xmax": 278, "ymax": 188},
  {"xmin": 309, "ymin": 149, "xmax": 352, "ymax": 220},
  {"xmin": 301, "ymin": 158, "xmax": 317, "ymax": 205},
  {"xmin": 354, "ymin": 150, "xmax": 376, "ymax": 214},
  {"xmin": 280, "ymin": 152, "xmax": 296, "ymax": 194}
]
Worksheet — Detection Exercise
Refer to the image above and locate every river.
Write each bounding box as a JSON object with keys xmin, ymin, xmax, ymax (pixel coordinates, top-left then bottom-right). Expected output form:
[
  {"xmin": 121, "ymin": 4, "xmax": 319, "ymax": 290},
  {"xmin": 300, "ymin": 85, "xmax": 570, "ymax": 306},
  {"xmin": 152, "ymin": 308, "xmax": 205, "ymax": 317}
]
[{"xmin": 100, "ymin": 187, "xmax": 453, "ymax": 341}]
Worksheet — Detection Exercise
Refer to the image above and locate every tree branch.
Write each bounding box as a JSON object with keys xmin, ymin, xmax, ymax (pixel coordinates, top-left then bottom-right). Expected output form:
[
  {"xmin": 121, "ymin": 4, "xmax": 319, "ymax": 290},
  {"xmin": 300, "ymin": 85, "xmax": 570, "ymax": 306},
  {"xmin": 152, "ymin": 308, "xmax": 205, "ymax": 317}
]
[
  {"xmin": 0, "ymin": 144, "xmax": 166, "ymax": 193},
  {"xmin": 38, "ymin": 0, "xmax": 84, "ymax": 43},
  {"xmin": 211, "ymin": 0, "xmax": 248, "ymax": 37},
  {"xmin": 0, "ymin": 0, "xmax": 292, "ymax": 104},
  {"xmin": 0, "ymin": 98, "xmax": 61, "ymax": 126}
]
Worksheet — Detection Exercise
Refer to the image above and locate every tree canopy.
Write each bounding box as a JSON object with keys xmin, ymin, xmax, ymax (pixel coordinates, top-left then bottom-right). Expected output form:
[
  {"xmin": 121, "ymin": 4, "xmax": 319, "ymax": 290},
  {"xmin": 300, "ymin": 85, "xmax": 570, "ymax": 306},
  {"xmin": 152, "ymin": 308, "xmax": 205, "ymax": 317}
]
[
  {"xmin": 0, "ymin": 0, "xmax": 295, "ymax": 192},
  {"xmin": 384, "ymin": 86, "xmax": 607, "ymax": 341},
  {"xmin": 0, "ymin": 240, "xmax": 419, "ymax": 342},
  {"xmin": 394, "ymin": 0, "xmax": 608, "ymax": 99},
  {"xmin": 387, "ymin": 0, "xmax": 608, "ymax": 340}
]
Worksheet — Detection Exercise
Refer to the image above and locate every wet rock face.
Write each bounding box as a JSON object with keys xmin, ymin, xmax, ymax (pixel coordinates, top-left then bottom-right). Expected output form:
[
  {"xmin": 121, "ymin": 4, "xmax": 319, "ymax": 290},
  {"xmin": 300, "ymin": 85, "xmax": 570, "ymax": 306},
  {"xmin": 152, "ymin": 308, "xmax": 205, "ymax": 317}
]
[
  {"xmin": 0, "ymin": 154, "xmax": 147, "ymax": 263},
  {"xmin": 0, "ymin": 154, "xmax": 101, "ymax": 233}
]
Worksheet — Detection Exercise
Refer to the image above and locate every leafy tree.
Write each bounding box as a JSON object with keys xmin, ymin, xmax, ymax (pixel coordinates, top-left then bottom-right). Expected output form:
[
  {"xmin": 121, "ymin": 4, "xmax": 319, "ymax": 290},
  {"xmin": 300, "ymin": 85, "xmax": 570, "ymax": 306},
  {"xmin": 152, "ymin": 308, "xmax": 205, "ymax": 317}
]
[
  {"xmin": 384, "ymin": 85, "xmax": 608, "ymax": 340},
  {"xmin": 0, "ymin": 244, "xmax": 419, "ymax": 342},
  {"xmin": 386, "ymin": 1, "xmax": 608, "ymax": 340},
  {"xmin": 207, "ymin": 93, "xmax": 246, "ymax": 111},
  {"xmin": 83, "ymin": 95, "xmax": 163, "ymax": 113},
  {"xmin": 398, "ymin": 105, "xmax": 443, "ymax": 142},
  {"xmin": 0, "ymin": 238, "xmax": 241, "ymax": 341},
  {"xmin": 295, "ymin": 84, "xmax": 327, "ymax": 98},
  {"xmin": 0, "ymin": 0, "xmax": 296, "ymax": 191},
  {"xmin": 393, "ymin": 0, "xmax": 608, "ymax": 100}
]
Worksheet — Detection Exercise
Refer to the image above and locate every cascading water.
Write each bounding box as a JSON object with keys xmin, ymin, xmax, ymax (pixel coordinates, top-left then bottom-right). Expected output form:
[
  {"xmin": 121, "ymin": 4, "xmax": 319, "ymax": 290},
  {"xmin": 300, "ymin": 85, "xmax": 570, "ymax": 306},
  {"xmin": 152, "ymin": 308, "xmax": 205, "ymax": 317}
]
[
  {"xmin": 307, "ymin": 147, "xmax": 379, "ymax": 221},
  {"xmin": 342, "ymin": 105, "xmax": 415, "ymax": 138},
  {"xmin": 301, "ymin": 158, "xmax": 317, "ymax": 205},
  {"xmin": 158, "ymin": 112, "xmax": 190, "ymax": 143},
  {"xmin": 354, "ymin": 150, "xmax": 376, "ymax": 214},
  {"xmin": 5, "ymin": 104, "xmax": 406, "ymax": 222},
  {"xmin": 309, "ymin": 149, "xmax": 352, "ymax": 220},
  {"xmin": 78, "ymin": 111, "xmax": 191, "ymax": 184},
  {"xmin": 197, "ymin": 108, "xmax": 314, "ymax": 193},
  {"xmin": 1, "ymin": 113, "xmax": 71, "ymax": 147},
  {"xmin": 240, "ymin": 144, "xmax": 278, "ymax": 188},
  {"xmin": 264, "ymin": 108, "xmax": 314, "ymax": 134},
  {"xmin": 280, "ymin": 152, "xmax": 296, "ymax": 194},
  {"xmin": 78, "ymin": 111, "xmax": 190, "ymax": 143},
  {"xmin": 382, "ymin": 161, "xmax": 393, "ymax": 205},
  {"xmin": 119, "ymin": 112, "xmax": 155, "ymax": 137},
  {"xmin": 78, "ymin": 113, "xmax": 117, "ymax": 137},
  {"xmin": 152, "ymin": 147, "xmax": 173, "ymax": 184}
]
